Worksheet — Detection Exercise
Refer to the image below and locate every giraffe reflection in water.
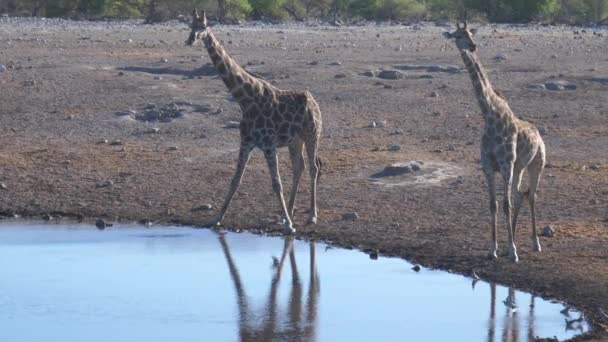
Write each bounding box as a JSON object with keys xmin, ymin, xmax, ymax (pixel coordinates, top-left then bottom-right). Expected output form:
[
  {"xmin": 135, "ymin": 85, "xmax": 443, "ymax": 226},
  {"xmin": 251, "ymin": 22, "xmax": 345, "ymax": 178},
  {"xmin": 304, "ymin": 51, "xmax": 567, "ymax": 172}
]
[
  {"xmin": 219, "ymin": 234, "xmax": 319, "ymax": 342},
  {"xmin": 483, "ymin": 282, "xmax": 583, "ymax": 342}
]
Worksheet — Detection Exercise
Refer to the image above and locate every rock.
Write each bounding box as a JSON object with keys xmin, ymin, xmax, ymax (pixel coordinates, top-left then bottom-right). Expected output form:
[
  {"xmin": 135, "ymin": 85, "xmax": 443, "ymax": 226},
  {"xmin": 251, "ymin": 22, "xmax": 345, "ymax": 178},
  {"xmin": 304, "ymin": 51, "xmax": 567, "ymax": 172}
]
[
  {"xmin": 109, "ymin": 140, "xmax": 123, "ymax": 146},
  {"xmin": 192, "ymin": 204, "xmax": 213, "ymax": 212},
  {"xmin": 494, "ymin": 53, "xmax": 508, "ymax": 61},
  {"xmin": 372, "ymin": 161, "xmax": 422, "ymax": 178},
  {"xmin": 223, "ymin": 121, "xmax": 240, "ymax": 129},
  {"xmin": 384, "ymin": 84, "xmax": 393, "ymax": 89},
  {"xmin": 154, "ymin": 76, "xmax": 163, "ymax": 81},
  {"xmin": 118, "ymin": 71, "xmax": 125, "ymax": 76},
  {"xmin": 342, "ymin": 212, "xmax": 359, "ymax": 221},
  {"xmin": 0, "ymin": 64, "xmax": 6, "ymax": 72},
  {"xmin": 146, "ymin": 127, "xmax": 160, "ymax": 134},
  {"xmin": 362, "ymin": 70, "xmax": 379, "ymax": 77},
  {"xmin": 395, "ymin": 45, "xmax": 403, "ymax": 52},
  {"xmin": 97, "ymin": 139, "xmax": 109, "ymax": 144},
  {"xmin": 334, "ymin": 73, "xmax": 347, "ymax": 79},
  {"xmin": 160, "ymin": 58, "xmax": 168, "ymax": 63},
  {"xmin": 541, "ymin": 225, "xmax": 556, "ymax": 237},
  {"xmin": 388, "ymin": 144, "xmax": 401, "ymax": 152},
  {"xmin": 527, "ymin": 83, "xmax": 546, "ymax": 91},
  {"xmin": 307, "ymin": 61, "xmax": 319, "ymax": 65},
  {"xmin": 168, "ymin": 146, "xmax": 178, "ymax": 151},
  {"xmin": 42, "ymin": 214, "xmax": 52, "ymax": 221},
  {"xmin": 329, "ymin": 61, "xmax": 342, "ymax": 66},
  {"xmin": 377, "ymin": 70, "xmax": 403, "ymax": 80},
  {"xmin": 412, "ymin": 265, "xmax": 421, "ymax": 272},
  {"xmin": 545, "ymin": 80, "xmax": 576, "ymax": 91},
  {"xmin": 369, "ymin": 120, "xmax": 386, "ymax": 128},
  {"xmin": 96, "ymin": 180, "xmax": 113, "ymax": 188},
  {"xmin": 538, "ymin": 127, "xmax": 548, "ymax": 136},
  {"xmin": 429, "ymin": 91, "xmax": 439, "ymax": 98},
  {"xmin": 95, "ymin": 218, "xmax": 113, "ymax": 230},
  {"xmin": 369, "ymin": 249, "xmax": 379, "ymax": 260},
  {"xmin": 447, "ymin": 144, "xmax": 456, "ymax": 151},
  {"xmin": 550, "ymin": 54, "xmax": 558, "ymax": 59},
  {"xmin": 590, "ymin": 164, "xmax": 601, "ymax": 170}
]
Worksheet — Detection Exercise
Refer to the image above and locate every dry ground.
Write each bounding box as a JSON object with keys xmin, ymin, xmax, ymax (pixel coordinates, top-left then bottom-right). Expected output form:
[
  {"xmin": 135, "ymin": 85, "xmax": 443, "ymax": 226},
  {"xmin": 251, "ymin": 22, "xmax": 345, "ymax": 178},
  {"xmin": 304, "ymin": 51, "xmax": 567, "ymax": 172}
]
[{"xmin": 0, "ymin": 18, "xmax": 607, "ymax": 340}]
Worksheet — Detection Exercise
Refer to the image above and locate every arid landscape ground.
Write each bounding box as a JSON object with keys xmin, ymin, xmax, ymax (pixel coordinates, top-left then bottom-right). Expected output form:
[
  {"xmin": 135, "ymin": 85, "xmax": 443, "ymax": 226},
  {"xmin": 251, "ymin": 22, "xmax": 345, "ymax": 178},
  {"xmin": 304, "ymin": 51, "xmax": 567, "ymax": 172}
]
[{"xmin": 0, "ymin": 17, "xmax": 607, "ymax": 340}]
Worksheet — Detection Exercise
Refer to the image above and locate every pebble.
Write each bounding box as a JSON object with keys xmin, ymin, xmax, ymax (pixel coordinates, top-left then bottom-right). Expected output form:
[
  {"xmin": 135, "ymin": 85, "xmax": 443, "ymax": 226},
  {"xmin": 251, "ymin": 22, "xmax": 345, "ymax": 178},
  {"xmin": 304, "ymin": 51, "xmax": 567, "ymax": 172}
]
[
  {"xmin": 494, "ymin": 53, "xmax": 508, "ymax": 61},
  {"xmin": 538, "ymin": 127, "xmax": 548, "ymax": 136},
  {"xmin": 0, "ymin": 64, "xmax": 6, "ymax": 72},
  {"xmin": 388, "ymin": 144, "xmax": 401, "ymax": 152},
  {"xmin": 541, "ymin": 225, "xmax": 556, "ymax": 237},
  {"xmin": 527, "ymin": 83, "xmax": 546, "ymax": 91},
  {"xmin": 342, "ymin": 212, "xmax": 359, "ymax": 221},
  {"xmin": 334, "ymin": 73, "xmax": 347, "ymax": 78},
  {"xmin": 0, "ymin": 183, "xmax": 6, "ymax": 189},
  {"xmin": 369, "ymin": 120, "xmax": 386, "ymax": 128},
  {"xmin": 430, "ymin": 91, "xmax": 439, "ymax": 98},
  {"xmin": 590, "ymin": 164, "xmax": 601, "ymax": 170},
  {"xmin": 224, "ymin": 121, "xmax": 240, "ymax": 129},
  {"xmin": 154, "ymin": 76, "xmax": 163, "ymax": 80},
  {"xmin": 412, "ymin": 265, "xmax": 421, "ymax": 272},
  {"xmin": 160, "ymin": 58, "xmax": 169, "ymax": 63},
  {"xmin": 377, "ymin": 70, "xmax": 403, "ymax": 80},
  {"xmin": 329, "ymin": 61, "xmax": 342, "ymax": 65},
  {"xmin": 95, "ymin": 218, "xmax": 113, "ymax": 230},
  {"xmin": 369, "ymin": 249, "xmax": 379, "ymax": 260},
  {"xmin": 545, "ymin": 80, "xmax": 577, "ymax": 91},
  {"xmin": 192, "ymin": 204, "xmax": 213, "ymax": 211},
  {"xmin": 109, "ymin": 140, "xmax": 123, "ymax": 146},
  {"xmin": 372, "ymin": 161, "xmax": 421, "ymax": 178},
  {"xmin": 96, "ymin": 180, "xmax": 114, "ymax": 188},
  {"xmin": 308, "ymin": 61, "xmax": 319, "ymax": 65},
  {"xmin": 147, "ymin": 127, "xmax": 160, "ymax": 134},
  {"xmin": 168, "ymin": 146, "xmax": 179, "ymax": 151}
]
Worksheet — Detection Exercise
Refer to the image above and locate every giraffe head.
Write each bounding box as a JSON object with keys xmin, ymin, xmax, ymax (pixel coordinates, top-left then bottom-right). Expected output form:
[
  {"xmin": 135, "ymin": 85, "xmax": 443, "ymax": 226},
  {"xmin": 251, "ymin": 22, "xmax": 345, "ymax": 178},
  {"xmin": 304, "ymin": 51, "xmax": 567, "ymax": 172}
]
[
  {"xmin": 443, "ymin": 22, "xmax": 478, "ymax": 52},
  {"xmin": 186, "ymin": 9, "xmax": 209, "ymax": 46}
]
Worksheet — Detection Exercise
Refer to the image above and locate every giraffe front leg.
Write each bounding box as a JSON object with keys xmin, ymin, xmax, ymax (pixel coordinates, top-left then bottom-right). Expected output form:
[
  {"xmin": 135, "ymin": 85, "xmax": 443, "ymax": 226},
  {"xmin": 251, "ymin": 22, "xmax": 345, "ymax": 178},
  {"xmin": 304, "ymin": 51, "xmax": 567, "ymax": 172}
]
[
  {"xmin": 483, "ymin": 168, "xmax": 498, "ymax": 259},
  {"xmin": 287, "ymin": 140, "xmax": 305, "ymax": 218},
  {"xmin": 305, "ymin": 136, "xmax": 320, "ymax": 225},
  {"xmin": 205, "ymin": 144, "xmax": 252, "ymax": 228},
  {"xmin": 264, "ymin": 148, "xmax": 295, "ymax": 234},
  {"xmin": 502, "ymin": 163, "xmax": 518, "ymax": 262}
]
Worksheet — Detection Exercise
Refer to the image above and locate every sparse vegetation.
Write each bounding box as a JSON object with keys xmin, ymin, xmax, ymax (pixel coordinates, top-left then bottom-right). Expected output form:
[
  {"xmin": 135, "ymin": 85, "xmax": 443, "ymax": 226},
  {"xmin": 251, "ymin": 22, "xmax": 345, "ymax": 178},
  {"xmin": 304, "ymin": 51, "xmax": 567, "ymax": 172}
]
[{"xmin": 0, "ymin": 0, "xmax": 607, "ymax": 24}]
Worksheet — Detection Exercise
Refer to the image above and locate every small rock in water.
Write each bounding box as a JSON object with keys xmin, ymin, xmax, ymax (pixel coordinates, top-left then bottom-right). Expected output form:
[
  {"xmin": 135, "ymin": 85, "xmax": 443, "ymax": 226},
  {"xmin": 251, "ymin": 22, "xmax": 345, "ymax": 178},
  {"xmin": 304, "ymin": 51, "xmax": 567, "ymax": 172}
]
[
  {"xmin": 388, "ymin": 144, "xmax": 401, "ymax": 152},
  {"xmin": 342, "ymin": 212, "xmax": 359, "ymax": 221},
  {"xmin": 542, "ymin": 225, "xmax": 556, "ymax": 237},
  {"xmin": 412, "ymin": 265, "xmax": 421, "ymax": 272},
  {"xmin": 95, "ymin": 218, "xmax": 113, "ymax": 230}
]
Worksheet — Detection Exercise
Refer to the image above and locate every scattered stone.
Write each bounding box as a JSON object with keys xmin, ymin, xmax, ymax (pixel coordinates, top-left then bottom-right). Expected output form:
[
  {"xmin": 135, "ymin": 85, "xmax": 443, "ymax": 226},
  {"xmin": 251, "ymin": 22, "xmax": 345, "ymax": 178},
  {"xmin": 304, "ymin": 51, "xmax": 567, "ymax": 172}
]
[
  {"xmin": 109, "ymin": 140, "xmax": 123, "ymax": 146},
  {"xmin": 153, "ymin": 76, "xmax": 163, "ymax": 81},
  {"xmin": 494, "ymin": 53, "xmax": 508, "ymax": 61},
  {"xmin": 97, "ymin": 139, "xmax": 109, "ymax": 144},
  {"xmin": 527, "ymin": 83, "xmax": 546, "ymax": 91},
  {"xmin": 395, "ymin": 45, "xmax": 403, "ymax": 52},
  {"xmin": 307, "ymin": 61, "xmax": 319, "ymax": 65},
  {"xmin": 388, "ymin": 144, "xmax": 401, "ymax": 152},
  {"xmin": 545, "ymin": 80, "xmax": 577, "ymax": 91},
  {"xmin": 412, "ymin": 265, "xmax": 421, "ymax": 272},
  {"xmin": 0, "ymin": 64, "xmax": 6, "ymax": 72},
  {"xmin": 135, "ymin": 103, "xmax": 185, "ymax": 122},
  {"xmin": 362, "ymin": 70, "xmax": 379, "ymax": 77},
  {"xmin": 383, "ymin": 84, "xmax": 393, "ymax": 89},
  {"xmin": 223, "ymin": 121, "xmax": 240, "ymax": 129},
  {"xmin": 393, "ymin": 64, "xmax": 461, "ymax": 73},
  {"xmin": 95, "ymin": 218, "xmax": 113, "ymax": 230},
  {"xmin": 192, "ymin": 204, "xmax": 213, "ymax": 212},
  {"xmin": 146, "ymin": 127, "xmax": 160, "ymax": 134},
  {"xmin": 429, "ymin": 91, "xmax": 439, "ymax": 98},
  {"xmin": 329, "ymin": 61, "xmax": 342, "ymax": 66},
  {"xmin": 96, "ymin": 180, "xmax": 114, "ymax": 188},
  {"xmin": 590, "ymin": 164, "xmax": 601, "ymax": 170},
  {"xmin": 334, "ymin": 73, "xmax": 347, "ymax": 79},
  {"xmin": 117, "ymin": 71, "xmax": 125, "ymax": 76},
  {"xmin": 377, "ymin": 70, "xmax": 403, "ymax": 80},
  {"xmin": 447, "ymin": 144, "xmax": 456, "ymax": 151},
  {"xmin": 342, "ymin": 212, "xmax": 359, "ymax": 221},
  {"xmin": 67, "ymin": 115, "xmax": 75, "ymax": 120},
  {"xmin": 167, "ymin": 146, "xmax": 178, "ymax": 151},
  {"xmin": 369, "ymin": 249, "xmax": 379, "ymax": 260},
  {"xmin": 0, "ymin": 183, "xmax": 6, "ymax": 189},
  {"xmin": 541, "ymin": 225, "xmax": 556, "ymax": 237},
  {"xmin": 550, "ymin": 54, "xmax": 558, "ymax": 59},
  {"xmin": 538, "ymin": 127, "xmax": 548, "ymax": 136},
  {"xmin": 160, "ymin": 58, "xmax": 169, "ymax": 63},
  {"xmin": 42, "ymin": 214, "xmax": 52, "ymax": 221},
  {"xmin": 369, "ymin": 120, "xmax": 386, "ymax": 128},
  {"xmin": 372, "ymin": 161, "xmax": 422, "ymax": 178}
]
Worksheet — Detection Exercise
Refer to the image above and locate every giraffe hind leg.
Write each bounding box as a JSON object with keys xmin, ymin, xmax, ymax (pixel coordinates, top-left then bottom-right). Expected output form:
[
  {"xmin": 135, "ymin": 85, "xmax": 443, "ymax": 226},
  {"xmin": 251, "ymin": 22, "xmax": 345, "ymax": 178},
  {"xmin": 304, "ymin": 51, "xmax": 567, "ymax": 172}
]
[
  {"xmin": 528, "ymin": 146, "xmax": 545, "ymax": 252},
  {"xmin": 264, "ymin": 148, "xmax": 295, "ymax": 234},
  {"xmin": 511, "ymin": 166, "xmax": 526, "ymax": 240},
  {"xmin": 304, "ymin": 134, "xmax": 320, "ymax": 225},
  {"xmin": 483, "ymin": 166, "xmax": 498, "ymax": 259},
  {"xmin": 287, "ymin": 139, "xmax": 305, "ymax": 218}
]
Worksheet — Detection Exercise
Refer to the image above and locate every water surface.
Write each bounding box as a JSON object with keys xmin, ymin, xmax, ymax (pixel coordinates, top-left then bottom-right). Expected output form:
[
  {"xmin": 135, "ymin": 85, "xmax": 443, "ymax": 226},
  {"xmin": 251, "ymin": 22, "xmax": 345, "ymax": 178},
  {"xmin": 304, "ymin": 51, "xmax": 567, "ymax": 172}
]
[{"xmin": 0, "ymin": 223, "xmax": 588, "ymax": 341}]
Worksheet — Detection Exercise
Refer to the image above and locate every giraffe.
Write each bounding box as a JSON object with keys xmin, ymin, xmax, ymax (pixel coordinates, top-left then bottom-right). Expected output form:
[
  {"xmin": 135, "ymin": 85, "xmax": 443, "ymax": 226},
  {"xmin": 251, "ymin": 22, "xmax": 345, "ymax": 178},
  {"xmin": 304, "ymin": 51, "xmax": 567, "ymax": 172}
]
[
  {"xmin": 186, "ymin": 10, "xmax": 323, "ymax": 234},
  {"xmin": 443, "ymin": 22, "xmax": 546, "ymax": 262}
]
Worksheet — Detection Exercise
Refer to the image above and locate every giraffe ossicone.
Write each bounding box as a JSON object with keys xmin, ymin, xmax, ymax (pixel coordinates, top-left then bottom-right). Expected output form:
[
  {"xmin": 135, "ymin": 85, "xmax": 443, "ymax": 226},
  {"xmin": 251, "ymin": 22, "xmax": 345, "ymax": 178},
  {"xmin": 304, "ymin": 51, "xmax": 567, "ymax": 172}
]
[
  {"xmin": 443, "ymin": 22, "xmax": 546, "ymax": 262},
  {"xmin": 187, "ymin": 10, "xmax": 323, "ymax": 234}
]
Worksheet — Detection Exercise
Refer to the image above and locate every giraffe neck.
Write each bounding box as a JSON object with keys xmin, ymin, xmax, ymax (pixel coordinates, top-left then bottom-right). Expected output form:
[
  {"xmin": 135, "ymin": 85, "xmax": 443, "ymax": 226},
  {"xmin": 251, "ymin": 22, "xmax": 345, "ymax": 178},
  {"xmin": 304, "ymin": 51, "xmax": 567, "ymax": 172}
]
[
  {"xmin": 459, "ymin": 50, "xmax": 513, "ymax": 124},
  {"xmin": 203, "ymin": 31, "xmax": 265, "ymax": 99}
]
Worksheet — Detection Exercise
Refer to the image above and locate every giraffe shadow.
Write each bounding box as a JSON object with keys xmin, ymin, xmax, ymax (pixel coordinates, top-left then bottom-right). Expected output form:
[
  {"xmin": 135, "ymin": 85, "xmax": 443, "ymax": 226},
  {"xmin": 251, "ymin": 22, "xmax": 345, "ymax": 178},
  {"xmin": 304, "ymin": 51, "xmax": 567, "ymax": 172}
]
[{"xmin": 116, "ymin": 64, "xmax": 218, "ymax": 77}]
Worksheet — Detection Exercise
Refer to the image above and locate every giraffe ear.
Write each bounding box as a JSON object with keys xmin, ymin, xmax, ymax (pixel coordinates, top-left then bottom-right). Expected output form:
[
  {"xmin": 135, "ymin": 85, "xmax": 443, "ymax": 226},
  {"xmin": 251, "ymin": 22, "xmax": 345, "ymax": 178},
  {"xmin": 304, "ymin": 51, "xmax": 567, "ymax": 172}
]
[
  {"xmin": 193, "ymin": 9, "xmax": 199, "ymax": 19},
  {"xmin": 201, "ymin": 10, "xmax": 208, "ymax": 27},
  {"xmin": 442, "ymin": 32, "xmax": 453, "ymax": 39},
  {"xmin": 470, "ymin": 28, "xmax": 478, "ymax": 35}
]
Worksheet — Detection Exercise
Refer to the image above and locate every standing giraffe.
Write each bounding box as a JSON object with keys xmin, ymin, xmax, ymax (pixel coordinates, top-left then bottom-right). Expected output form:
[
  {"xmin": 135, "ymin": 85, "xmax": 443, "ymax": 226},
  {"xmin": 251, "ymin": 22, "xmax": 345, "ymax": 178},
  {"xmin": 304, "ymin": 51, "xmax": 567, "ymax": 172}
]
[
  {"xmin": 443, "ymin": 22, "xmax": 545, "ymax": 262},
  {"xmin": 186, "ymin": 10, "xmax": 322, "ymax": 234}
]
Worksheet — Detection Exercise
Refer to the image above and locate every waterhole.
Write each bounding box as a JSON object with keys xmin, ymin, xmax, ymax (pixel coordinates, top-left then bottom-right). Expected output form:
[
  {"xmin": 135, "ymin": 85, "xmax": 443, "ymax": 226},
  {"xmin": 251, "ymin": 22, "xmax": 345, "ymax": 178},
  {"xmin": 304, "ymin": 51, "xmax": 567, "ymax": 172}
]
[{"xmin": 0, "ymin": 223, "xmax": 589, "ymax": 341}]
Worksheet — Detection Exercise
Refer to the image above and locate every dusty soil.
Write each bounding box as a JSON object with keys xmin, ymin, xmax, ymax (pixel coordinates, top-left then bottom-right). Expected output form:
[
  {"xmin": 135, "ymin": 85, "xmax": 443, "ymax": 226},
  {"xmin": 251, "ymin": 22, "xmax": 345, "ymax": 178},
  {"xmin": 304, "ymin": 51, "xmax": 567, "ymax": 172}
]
[{"xmin": 0, "ymin": 18, "xmax": 607, "ymax": 340}]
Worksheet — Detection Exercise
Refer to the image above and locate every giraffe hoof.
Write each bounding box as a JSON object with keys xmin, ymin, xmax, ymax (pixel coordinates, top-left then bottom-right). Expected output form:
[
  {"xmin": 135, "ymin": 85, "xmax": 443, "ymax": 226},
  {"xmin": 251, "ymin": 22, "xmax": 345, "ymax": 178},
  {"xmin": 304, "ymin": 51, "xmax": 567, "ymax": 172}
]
[
  {"xmin": 283, "ymin": 226, "xmax": 296, "ymax": 235},
  {"xmin": 533, "ymin": 244, "xmax": 542, "ymax": 252},
  {"xmin": 487, "ymin": 251, "xmax": 498, "ymax": 260},
  {"xmin": 508, "ymin": 250, "xmax": 519, "ymax": 263},
  {"xmin": 307, "ymin": 216, "xmax": 318, "ymax": 225}
]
